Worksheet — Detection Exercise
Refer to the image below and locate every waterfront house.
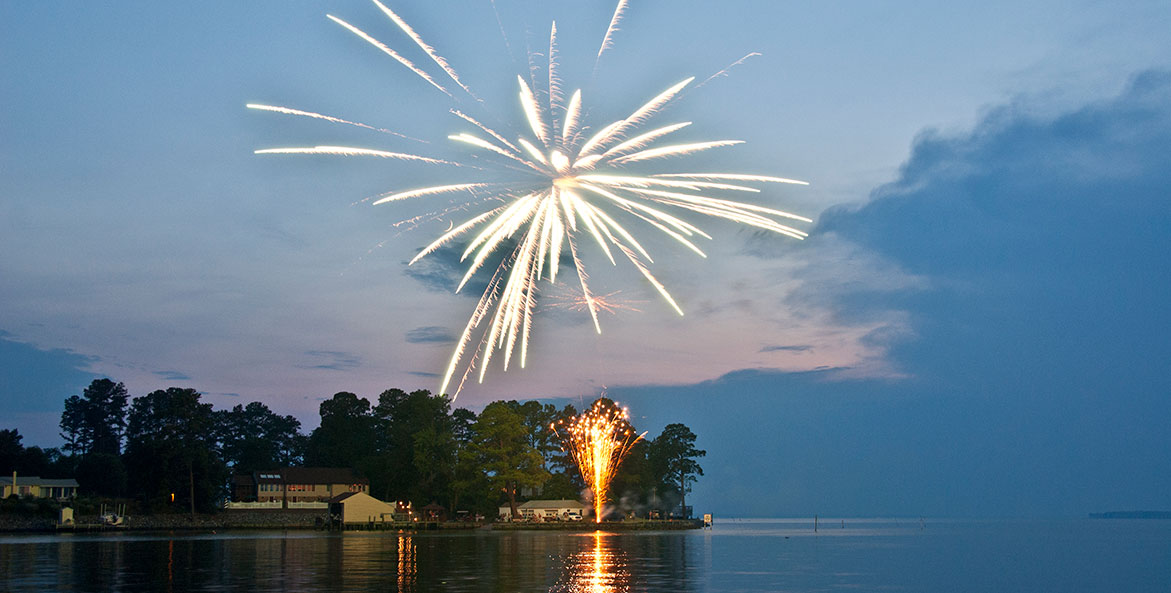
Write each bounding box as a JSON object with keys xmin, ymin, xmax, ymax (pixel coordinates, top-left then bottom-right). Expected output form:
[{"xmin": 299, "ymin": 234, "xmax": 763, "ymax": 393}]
[
  {"xmin": 230, "ymin": 467, "xmax": 367, "ymax": 507},
  {"xmin": 3, "ymin": 476, "xmax": 79, "ymax": 500}
]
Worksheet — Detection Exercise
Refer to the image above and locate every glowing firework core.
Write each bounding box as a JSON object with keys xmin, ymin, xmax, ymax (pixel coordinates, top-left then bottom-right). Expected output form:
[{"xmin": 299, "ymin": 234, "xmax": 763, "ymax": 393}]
[{"xmin": 553, "ymin": 400, "xmax": 647, "ymax": 523}]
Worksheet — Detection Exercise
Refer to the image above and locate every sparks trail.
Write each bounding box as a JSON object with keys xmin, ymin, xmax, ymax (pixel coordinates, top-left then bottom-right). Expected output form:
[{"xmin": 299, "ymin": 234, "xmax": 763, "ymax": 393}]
[
  {"xmin": 545, "ymin": 289, "xmax": 643, "ymax": 316},
  {"xmin": 253, "ymin": 0, "xmax": 812, "ymax": 398},
  {"xmin": 552, "ymin": 399, "xmax": 646, "ymax": 523}
]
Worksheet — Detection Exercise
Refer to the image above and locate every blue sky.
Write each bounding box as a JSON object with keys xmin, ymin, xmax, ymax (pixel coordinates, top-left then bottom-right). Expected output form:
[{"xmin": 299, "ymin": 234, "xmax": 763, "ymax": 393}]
[{"xmin": 2, "ymin": 1, "xmax": 1169, "ymax": 517}]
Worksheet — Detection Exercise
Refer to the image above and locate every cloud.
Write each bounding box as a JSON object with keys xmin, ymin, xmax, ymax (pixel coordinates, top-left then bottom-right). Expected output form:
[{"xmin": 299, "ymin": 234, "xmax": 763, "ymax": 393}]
[
  {"xmin": 758, "ymin": 344, "xmax": 813, "ymax": 353},
  {"xmin": 405, "ymin": 326, "xmax": 457, "ymax": 344},
  {"xmin": 297, "ymin": 350, "xmax": 362, "ymax": 371},
  {"xmin": 408, "ymin": 371, "xmax": 441, "ymax": 378},
  {"xmin": 152, "ymin": 370, "xmax": 191, "ymax": 381},
  {"xmin": 0, "ymin": 334, "xmax": 97, "ymax": 422},
  {"xmin": 403, "ymin": 244, "xmax": 496, "ymax": 296},
  {"xmin": 817, "ymin": 70, "xmax": 1171, "ymax": 385},
  {"xmin": 615, "ymin": 71, "xmax": 1171, "ymax": 518}
]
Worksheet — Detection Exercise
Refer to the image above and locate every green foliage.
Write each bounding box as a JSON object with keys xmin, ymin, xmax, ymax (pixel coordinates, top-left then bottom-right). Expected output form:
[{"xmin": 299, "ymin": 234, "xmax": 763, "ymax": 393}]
[
  {"xmin": 0, "ymin": 429, "xmax": 22, "ymax": 473},
  {"xmin": 540, "ymin": 471, "xmax": 584, "ymax": 501},
  {"xmin": 609, "ymin": 439, "xmax": 652, "ymax": 506},
  {"xmin": 507, "ymin": 400, "xmax": 561, "ymax": 469},
  {"xmin": 0, "ymin": 493, "xmax": 61, "ymax": 518},
  {"xmin": 75, "ymin": 453, "xmax": 127, "ymax": 497},
  {"xmin": 216, "ymin": 401, "xmax": 305, "ymax": 473},
  {"xmin": 124, "ymin": 387, "xmax": 227, "ymax": 513},
  {"xmin": 0, "ymin": 429, "xmax": 71, "ymax": 478},
  {"xmin": 649, "ymin": 423, "xmax": 706, "ymax": 517},
  {"xmin": 449, "ymin": 407, "xmax": 488, "ymax": 513},
  {"xmin": 305, "ymin": 392, "xmax": 375, "ymax": 468},
  {"xmin": 373, "ymin": 388, "xmax": 453, "ymax": 503},
  {"xmin": 35, "ymin": 375, "xmax": 706, "ymax": 522},
  {"xmin": 471, "ymin": 401, "xmax": 549, "ymax": 517}
]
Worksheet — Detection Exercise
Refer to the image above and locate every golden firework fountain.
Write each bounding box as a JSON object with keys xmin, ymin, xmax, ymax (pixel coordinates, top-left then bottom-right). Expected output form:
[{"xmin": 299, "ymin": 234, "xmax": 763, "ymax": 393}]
[{"xmin": 553, "ymin": 400, "xmax": 647, "ymax": 523}]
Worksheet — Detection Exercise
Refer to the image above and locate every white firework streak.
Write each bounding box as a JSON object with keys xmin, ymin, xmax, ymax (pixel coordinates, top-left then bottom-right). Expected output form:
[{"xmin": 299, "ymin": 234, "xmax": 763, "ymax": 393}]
[
  {"xmin": 254, "ymin": 0, "xmax": 812, "ymax": 398},
  {"xmin": 246, "ymin": 104, "xmax": 426, "ymax": 143}
]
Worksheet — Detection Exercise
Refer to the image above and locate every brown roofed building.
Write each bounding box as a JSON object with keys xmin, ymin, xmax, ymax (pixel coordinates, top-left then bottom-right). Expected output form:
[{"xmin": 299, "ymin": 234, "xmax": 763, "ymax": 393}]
[{"xmin": 232, "ymin": 467, "xmax": 368, "ymax": 506}]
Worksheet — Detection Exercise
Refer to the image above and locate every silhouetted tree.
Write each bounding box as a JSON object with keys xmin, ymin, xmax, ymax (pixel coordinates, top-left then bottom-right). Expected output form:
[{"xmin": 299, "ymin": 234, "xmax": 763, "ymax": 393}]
[
  {"xmin": 649, "ymin": 423, "xmax": 705, "ymax": 519},
  {"xmin": 217, "ymin": 402, "xmax": 305, "ymax": 473},
  {"xmin": 59, "ymin": 396, "xmax": 85, "ymax": 456},
  {"xmin": 305, "ymin": 392, "xmax": 375, "ymax": 469},
  {"xmin": 0, "ymin": 429, "xmax": 24, "ymax": 474},
  {"xmin": 59, "ymin": 379, "xmax": 129, "ymax": 457},
  {"xmin": 509, "ymin": 400, "xmax": 560, "ymax": 470},
  {"xmin": 373, "ymin": 388, "xmax": 454, "ymax": 503},
  {"xmin": 124, "ymin": 388, "xmax": 226, "ymax": 515},
  {"xmin": 0, "ymin": 429, "xmax": 70, "ymax": 479},
  {"xmin": 75, "ymin": 453, "xmax": 127, "ymax": 497},
  {"xmin": 609, "ymin": 439, "xmax": 653, "ymax": 513},
  {"xmin": 545, "ymin": 404, "xmax": 585, "ymax": 493},
  {"xmin": 449, "ymin": 407, "xmax": 485, "ymax": 513}
]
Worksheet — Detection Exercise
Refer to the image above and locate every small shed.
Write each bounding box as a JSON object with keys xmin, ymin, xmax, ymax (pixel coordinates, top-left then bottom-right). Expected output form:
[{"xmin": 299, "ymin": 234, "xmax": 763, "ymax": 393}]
[
  {"xmin": 420, "ymin": 502, "xmax": 446, "ymax": 521},
  {"xmin": 328, "ymin": 491, "xmax": 395, "ymax": 525}
]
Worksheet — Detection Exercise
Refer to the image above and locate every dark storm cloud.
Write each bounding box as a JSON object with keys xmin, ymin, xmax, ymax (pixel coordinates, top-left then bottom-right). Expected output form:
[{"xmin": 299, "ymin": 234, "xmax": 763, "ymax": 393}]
[
  {"xmin": 0, "ymin": 335, "xmax": 98, "ymax": 414},
  {"xmin": 405, "ymin": 326, "xmax": 457, "ymax": 344},
  {"xmin": 615, "ymin": 71, "xmax": 1171, "ymax": 518},
  {"xmin": 817, "ymin": 70, "xmax": 1171, "ymax": 387}
]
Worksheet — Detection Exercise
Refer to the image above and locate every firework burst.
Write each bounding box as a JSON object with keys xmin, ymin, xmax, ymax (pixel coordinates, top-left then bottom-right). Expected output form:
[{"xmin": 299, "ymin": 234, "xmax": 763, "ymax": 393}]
[
  {"xmin": 552, "ymin": 399, "xmax": 646, "ymax": 523},
  {"xmin": 252, "ymin": 0, "xmax": 811, "ymax": 397}
]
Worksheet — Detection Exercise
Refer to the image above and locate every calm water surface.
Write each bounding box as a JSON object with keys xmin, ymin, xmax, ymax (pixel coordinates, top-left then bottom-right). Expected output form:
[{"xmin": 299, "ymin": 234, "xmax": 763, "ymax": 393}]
[{"xmin": 2, "ymin": 519, "xmax": 1168, "ymax": 592}]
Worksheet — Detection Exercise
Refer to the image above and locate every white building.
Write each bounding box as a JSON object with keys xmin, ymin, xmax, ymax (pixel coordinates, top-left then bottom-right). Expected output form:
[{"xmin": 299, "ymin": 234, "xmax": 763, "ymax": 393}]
[
  {"xmin": 3, "ymin": 476, "xmax": 79, "ymax": 500},
  {"xmin": 498, "ymin": 499, "xmax": 588, "ymax": 521},
  {"xmin": 327, "ymin": 491, "xmax": 395, "ymax": 524}
]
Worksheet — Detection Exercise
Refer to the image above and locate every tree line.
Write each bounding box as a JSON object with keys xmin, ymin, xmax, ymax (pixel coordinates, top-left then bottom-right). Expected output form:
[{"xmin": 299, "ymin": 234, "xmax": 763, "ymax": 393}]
[{"xmin": 2, "ymin": 378, "xmax": 705, "ymax": 518}]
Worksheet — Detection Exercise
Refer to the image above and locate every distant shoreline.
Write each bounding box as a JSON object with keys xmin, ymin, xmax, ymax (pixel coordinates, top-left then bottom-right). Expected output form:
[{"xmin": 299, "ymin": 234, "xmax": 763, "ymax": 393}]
[
  {"xmin": 0, "ymin": 510, "xmax": 703, "ymax": 534},
  {"xmin": 1088, "ymin": 511, "xmax": 1171, "ymax": 519}
]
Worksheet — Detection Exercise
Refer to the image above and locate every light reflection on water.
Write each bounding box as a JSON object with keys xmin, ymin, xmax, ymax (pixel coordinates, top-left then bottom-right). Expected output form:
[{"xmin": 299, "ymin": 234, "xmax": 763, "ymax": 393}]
[
  {"xmin": 556, "ymin": 532, "xmax": 628, "ymax": 593},
  {"xmin": 1, "ymin": 519, "xmax": 1169, "ymax": 592}
]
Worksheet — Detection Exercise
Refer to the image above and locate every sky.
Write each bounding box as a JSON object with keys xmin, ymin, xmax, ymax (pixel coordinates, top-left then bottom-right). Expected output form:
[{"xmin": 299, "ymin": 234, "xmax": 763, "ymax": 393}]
[{"xmin": 2, "ymin": 0, "xmax": 1169, "ymax": 517}]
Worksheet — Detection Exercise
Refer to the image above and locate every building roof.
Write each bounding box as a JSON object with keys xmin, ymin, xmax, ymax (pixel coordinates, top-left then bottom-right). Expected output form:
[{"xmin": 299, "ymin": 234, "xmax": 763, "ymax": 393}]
[
  {"xmin": 328, "ymin": 491, "xmax": 361, "ymax": 504},
  {"xmin": 517, "ymin": 499, "xmax": 587, "ymax": 510},
  {"xmin": 6, "ymin": 477, "xmax": 79, "ymax": 487},
  {"xmin": 255, "ymin": 467, "xmax": 367, "ymax": 485}
]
